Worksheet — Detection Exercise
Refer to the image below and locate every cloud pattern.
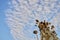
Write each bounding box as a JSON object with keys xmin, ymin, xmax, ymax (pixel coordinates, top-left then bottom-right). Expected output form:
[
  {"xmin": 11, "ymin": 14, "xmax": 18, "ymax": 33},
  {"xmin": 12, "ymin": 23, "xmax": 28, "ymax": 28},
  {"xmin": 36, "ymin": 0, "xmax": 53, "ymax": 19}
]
[{"xmin": 5, "ymin": 0, "xmax": 60, "ymax": 40}]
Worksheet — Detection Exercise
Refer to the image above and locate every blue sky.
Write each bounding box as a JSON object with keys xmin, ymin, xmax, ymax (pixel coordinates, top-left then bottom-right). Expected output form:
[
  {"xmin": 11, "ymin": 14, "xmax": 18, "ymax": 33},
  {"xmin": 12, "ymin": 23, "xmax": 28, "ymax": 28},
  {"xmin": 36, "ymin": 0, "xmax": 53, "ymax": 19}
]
[
  {"xmin": 0, "ymin": 0, "xmax": 13, "ymax": 40},
  {"xmin": 0, "ymin": 0, "xmax": 60, "ymax": 40}
]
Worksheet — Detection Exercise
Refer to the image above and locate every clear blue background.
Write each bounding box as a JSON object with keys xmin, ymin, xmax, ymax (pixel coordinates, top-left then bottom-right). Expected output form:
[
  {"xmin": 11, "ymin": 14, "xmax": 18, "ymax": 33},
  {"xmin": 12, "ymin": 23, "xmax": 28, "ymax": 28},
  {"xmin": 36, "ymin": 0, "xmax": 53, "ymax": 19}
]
[{"xmin": 0, "ymin": 0, "xmax": 13, "ymax": 40}]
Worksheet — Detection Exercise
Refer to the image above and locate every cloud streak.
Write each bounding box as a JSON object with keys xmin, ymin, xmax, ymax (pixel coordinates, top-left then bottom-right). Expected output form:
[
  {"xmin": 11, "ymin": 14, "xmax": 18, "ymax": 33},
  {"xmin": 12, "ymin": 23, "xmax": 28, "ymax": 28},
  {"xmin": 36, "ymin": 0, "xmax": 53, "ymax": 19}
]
[{"xmin": 5, "ymin": 0, "xmax": 60, "ymax": 40}]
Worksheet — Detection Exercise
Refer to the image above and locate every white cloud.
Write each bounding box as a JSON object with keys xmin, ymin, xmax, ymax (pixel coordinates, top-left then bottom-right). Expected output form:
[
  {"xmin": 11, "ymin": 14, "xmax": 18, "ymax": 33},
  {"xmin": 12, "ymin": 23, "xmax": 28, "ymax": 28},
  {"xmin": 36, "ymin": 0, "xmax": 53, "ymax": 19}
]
[{"xmin": 5, "ymin": 0, "xmax": 60, "ymax": 40}]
